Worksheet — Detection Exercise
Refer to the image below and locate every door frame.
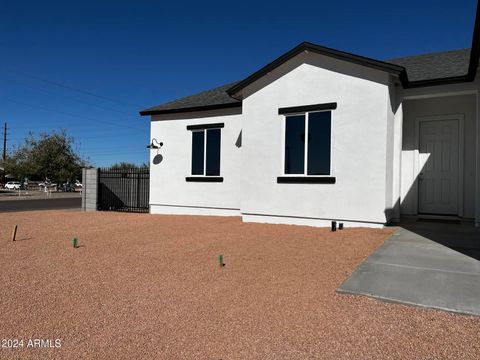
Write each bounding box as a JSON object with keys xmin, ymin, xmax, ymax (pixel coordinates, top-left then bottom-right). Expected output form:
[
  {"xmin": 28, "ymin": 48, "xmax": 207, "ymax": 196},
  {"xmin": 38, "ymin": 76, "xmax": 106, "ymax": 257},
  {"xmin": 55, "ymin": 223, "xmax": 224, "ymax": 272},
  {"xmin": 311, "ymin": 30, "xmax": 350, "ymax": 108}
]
[{"xmin": 414, "ymin": 114, "xmax": 464, "ymax": 217}]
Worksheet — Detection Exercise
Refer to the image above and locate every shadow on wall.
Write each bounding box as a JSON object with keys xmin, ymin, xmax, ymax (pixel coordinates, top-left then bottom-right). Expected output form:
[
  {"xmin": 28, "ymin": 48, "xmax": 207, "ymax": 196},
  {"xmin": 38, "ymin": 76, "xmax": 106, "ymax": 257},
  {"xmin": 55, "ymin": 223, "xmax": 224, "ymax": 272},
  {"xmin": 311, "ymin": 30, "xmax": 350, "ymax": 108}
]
[
  {"xmin": 235, "ymin": 130, "xmax": 242, "ymax": 148},
  {"xmin": 384, "ymin": 130, "xmax": 429, "ymax": 223},
  {"xmin": 398, "ymin": 152, "xmax": 431, "ymax": 217},
  {"xmin": 400, "ymin": 95, "xmax": 476, "ymax": 217},
  {"xmin": 98, "ymin": 184, "xmax": 125, "ymax": 210}
]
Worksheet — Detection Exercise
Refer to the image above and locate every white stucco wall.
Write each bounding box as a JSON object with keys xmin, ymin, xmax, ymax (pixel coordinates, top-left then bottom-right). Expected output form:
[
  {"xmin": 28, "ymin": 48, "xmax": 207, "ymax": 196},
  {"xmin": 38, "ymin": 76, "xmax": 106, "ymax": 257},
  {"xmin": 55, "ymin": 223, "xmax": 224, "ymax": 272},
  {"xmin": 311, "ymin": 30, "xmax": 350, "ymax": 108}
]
[
  {"xmin": 149, "ymin": 108, "xmax": 242, "ymax": 216},
  {"xmin": 400, "ymin": 93, "xmax": 477, "ymax": 218},
  {"xmin": 238, "ymin": 52, "xmax": 396, "ymax": 227}
]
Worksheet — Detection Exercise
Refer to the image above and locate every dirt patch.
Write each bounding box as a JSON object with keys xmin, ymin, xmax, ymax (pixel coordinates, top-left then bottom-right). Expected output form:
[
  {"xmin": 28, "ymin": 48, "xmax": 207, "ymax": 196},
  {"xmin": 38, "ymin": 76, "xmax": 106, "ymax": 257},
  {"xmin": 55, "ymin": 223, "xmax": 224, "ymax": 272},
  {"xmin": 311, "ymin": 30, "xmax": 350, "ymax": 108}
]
[{"xmin": 0, "ymin": 211, "xmax": 478, "ymax": 359}]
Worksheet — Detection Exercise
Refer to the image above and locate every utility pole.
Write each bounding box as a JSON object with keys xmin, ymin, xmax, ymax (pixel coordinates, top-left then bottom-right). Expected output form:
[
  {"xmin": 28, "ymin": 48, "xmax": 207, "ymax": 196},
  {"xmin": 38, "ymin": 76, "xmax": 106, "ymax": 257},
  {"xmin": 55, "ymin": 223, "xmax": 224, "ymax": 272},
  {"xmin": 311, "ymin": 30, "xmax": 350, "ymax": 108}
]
[{"xmin": 2, "ymin": 122, "xmax": 6, "ymax": 183}]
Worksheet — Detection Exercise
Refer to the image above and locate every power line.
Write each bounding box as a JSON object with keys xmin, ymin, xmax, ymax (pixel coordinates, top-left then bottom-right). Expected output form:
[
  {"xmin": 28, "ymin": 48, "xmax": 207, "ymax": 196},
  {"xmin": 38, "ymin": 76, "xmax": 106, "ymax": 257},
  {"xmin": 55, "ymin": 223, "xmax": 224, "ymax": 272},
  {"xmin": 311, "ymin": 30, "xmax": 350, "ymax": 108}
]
[
  {"xmin": 5, "ymin": 133, "xmax": 147, "ymax": 145},
  {"xmin": 2, "ymin": 97, "xmax": 145, "ymax": 133},
  {"xmin": 80, "ymin": 148, "xmax": 148, "ymax": 153},
  {"xmin": 78, "ymin": 145, "xmax": 146, "ymax": 151},
  {"xmin": 4, "ymin": 68, "xmax": 142, "ymax": 108},
  {"xmin": 6, "ymin": 124, "xmax": 146, "ymax": 134},
  {"xmin": 7, "ymin": 133, "xmax": 145, "ymax": 142},
  {"xmin": 0, "ymin": 77, "xmax": 137, "ymax": 117},
  {"xmin": 3, "ymin": 120, "xmax": 148, "ymax": 165}
]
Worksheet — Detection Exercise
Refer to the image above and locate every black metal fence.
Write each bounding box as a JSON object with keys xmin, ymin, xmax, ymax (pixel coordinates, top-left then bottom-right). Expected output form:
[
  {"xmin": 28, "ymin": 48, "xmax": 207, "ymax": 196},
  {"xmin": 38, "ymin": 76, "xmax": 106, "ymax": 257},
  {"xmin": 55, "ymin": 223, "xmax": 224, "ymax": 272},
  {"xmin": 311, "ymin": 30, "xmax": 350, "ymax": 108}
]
[{"xmin": 98, "ymin": 168, "xmax": 149, "ymax": 213}]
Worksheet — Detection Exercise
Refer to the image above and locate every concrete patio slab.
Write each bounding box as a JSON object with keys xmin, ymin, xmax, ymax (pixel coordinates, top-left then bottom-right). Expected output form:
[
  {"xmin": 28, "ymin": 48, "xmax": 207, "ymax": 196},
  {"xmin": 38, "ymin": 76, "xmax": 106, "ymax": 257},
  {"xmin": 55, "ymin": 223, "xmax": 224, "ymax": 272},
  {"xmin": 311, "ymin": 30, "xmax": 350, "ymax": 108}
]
[{"xmin": 338, "ymin": 222, "xmax": 480, "ymax": 316}]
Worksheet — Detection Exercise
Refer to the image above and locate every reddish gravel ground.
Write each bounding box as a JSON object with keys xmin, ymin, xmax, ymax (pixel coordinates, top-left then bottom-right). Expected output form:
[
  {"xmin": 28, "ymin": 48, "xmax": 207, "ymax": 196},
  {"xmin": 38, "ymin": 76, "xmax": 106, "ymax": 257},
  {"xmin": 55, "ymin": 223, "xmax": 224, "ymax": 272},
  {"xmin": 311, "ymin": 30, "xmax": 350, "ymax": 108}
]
[{"xmin": 0, "ymin": 211, "xmax": 479, "ymax": 359}]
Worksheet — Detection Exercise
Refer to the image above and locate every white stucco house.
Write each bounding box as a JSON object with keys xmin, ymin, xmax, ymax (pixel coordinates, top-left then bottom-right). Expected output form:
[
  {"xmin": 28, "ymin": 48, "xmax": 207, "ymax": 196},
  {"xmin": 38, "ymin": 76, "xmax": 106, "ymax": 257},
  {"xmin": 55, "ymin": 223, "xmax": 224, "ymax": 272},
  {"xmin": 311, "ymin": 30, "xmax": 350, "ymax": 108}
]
[{"xmin": 140, "ymin": 6, "xmax": 480, "ymax": 228}]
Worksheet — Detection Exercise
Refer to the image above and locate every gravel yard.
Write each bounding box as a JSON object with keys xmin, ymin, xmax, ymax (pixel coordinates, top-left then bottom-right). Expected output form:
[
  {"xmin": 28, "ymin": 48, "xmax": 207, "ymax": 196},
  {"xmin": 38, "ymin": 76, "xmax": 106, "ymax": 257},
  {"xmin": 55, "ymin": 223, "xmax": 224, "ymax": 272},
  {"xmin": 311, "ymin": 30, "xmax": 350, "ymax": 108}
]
[{"xmin": 0, "ymin": 211, "xmax": 479, "ymax": 359}]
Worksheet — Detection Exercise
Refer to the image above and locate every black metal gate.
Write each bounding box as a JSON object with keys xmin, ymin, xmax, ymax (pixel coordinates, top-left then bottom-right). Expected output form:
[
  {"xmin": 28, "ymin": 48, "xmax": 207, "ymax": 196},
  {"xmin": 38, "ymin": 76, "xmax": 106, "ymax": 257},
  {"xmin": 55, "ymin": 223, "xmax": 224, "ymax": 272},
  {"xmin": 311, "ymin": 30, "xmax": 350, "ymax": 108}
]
[{"xmin": 98, "ymin": 168, "xmax": 149, "ymax": 213}]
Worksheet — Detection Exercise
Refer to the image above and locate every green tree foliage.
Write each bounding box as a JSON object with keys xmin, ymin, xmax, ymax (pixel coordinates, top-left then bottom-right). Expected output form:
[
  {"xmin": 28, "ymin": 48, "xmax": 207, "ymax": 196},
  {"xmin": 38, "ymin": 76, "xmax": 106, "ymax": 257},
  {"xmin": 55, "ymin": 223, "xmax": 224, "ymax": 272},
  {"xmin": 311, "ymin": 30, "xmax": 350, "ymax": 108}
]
[
  {"xmin": 5, "ymin": 130, "xmax": 88, "ymax": 181},
  {"xmin": 109, "ymin": 162, "xmax": 148, "ymax": 170}
]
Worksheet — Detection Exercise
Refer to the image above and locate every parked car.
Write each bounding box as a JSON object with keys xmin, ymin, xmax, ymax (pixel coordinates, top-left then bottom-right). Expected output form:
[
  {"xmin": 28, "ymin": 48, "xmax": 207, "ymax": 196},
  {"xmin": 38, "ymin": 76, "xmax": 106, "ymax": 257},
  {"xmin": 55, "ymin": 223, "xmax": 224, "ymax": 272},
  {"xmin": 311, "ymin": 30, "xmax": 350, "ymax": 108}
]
[
  {"xmin": 60, "ymin": 183, "xmax": 76, "ymax": 192},
  {"xmin": 75, "ymin": 180, "xmax": 83, "ymax": 188},
  {"xmin": 5, "ymin": 181, "xmax": 21, "ymax": 190},
  {"xmin": 39, "ymin": 181, "xmax": 57, "ymax": 190}
]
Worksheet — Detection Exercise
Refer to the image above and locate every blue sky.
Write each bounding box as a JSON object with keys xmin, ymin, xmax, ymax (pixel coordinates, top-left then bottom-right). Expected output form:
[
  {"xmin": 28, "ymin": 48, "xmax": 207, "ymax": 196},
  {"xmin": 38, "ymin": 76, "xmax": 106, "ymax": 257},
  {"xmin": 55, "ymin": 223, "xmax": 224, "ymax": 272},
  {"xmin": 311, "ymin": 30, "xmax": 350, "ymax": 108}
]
[{"xmin": 1, "ymin": 0, "xmax": 476, "ymax": 167}]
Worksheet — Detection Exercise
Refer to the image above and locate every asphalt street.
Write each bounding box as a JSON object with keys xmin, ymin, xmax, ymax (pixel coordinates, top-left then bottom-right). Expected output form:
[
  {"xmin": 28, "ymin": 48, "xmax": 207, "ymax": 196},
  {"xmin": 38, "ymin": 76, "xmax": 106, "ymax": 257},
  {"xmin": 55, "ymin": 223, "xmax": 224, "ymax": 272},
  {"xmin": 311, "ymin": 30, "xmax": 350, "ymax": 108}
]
[{"xmin": 0, "ymin": 197, "xmax": 81, "ymax": 212}]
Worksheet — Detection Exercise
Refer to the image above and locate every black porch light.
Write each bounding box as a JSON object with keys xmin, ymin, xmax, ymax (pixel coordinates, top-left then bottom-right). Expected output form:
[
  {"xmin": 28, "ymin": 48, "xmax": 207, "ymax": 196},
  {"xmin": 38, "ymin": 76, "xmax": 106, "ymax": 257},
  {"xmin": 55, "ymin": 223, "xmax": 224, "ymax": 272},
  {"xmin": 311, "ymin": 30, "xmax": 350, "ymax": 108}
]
[{"xmin": 147, "ymin": 138, "xmax": 163, "ymax": 149}]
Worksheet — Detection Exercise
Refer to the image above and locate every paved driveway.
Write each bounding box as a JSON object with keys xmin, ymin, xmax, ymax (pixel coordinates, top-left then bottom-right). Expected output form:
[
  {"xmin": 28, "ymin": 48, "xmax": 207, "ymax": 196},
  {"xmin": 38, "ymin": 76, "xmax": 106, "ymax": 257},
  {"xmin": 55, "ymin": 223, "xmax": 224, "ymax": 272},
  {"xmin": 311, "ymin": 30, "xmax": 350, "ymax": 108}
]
[{"xmin": 338, "ymin": 220, "xmax": 480, "ymax": 316}]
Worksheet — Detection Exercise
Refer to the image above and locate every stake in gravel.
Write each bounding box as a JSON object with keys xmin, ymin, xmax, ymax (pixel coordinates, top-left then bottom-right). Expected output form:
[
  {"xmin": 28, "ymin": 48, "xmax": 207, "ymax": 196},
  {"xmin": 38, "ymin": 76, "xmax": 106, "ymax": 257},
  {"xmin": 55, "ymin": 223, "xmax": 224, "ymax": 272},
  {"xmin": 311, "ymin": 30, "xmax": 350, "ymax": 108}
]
[
  {"xmin": 11, "ymin": 225, "xmax": 18, "ymax": 241},
  {"xmin": 218, "ymin": 254, "xmax": 225, "ymax": 268},
  {"xmin": 71, "ymin": 236, "xmax": 78, "ymax": 248}
]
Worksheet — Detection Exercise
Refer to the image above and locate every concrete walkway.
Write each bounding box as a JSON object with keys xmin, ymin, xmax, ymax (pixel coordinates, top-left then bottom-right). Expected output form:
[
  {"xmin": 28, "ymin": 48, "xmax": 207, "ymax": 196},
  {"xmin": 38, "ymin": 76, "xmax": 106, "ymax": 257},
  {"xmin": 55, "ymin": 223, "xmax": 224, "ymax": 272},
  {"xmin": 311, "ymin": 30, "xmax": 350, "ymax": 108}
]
[{"xmin": 338, "ymin": 220, "xmax": 480, "ymax": 316}]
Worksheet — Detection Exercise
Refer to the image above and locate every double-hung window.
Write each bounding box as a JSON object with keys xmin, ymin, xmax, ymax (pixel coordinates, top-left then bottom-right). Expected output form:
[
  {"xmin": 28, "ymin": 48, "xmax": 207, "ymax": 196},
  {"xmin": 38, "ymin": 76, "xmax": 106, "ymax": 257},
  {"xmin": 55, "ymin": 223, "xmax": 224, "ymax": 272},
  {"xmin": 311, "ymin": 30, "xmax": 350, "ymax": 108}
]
[
  {"xmin": 186, "ymin": 123, "xmax": 223, "ymax": 182},
  {"xmin": 279, "ymin": 102, "xmax": 336, "ymax": 183}
]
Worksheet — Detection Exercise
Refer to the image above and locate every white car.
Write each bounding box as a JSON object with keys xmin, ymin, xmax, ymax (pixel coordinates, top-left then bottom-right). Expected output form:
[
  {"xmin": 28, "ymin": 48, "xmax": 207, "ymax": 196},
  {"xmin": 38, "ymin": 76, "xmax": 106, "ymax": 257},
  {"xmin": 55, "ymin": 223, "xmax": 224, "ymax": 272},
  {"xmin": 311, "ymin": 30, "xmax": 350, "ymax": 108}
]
[{"xmin": 5, "ymin": 181, "xmax": 21, "ymax": 190}]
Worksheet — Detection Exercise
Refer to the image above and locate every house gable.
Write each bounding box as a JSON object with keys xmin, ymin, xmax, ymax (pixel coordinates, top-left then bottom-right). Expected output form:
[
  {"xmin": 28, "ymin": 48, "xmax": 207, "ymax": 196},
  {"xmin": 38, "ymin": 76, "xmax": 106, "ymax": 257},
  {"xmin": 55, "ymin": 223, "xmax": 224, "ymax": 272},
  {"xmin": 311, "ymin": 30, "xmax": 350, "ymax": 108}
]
[
  {"xmin": 227, "ymin": 42, "xmax": 404, "ymax": 99},
  {"xmin": 236, "ymin": 50, "xmax": 395, "ymax": 102}
]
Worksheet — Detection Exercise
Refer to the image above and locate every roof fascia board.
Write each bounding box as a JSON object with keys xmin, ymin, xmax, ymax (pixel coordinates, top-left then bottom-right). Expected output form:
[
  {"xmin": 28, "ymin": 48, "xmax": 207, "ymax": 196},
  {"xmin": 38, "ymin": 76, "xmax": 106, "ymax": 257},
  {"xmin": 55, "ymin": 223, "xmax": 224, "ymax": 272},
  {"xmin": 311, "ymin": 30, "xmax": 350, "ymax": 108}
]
[
  {"xmin": 139, "ymin": 101, "xmax": 241, "ymax": 116},
  {"xmin": 405, "ymin": 75, "xmax": 470, "ymax": 89}
]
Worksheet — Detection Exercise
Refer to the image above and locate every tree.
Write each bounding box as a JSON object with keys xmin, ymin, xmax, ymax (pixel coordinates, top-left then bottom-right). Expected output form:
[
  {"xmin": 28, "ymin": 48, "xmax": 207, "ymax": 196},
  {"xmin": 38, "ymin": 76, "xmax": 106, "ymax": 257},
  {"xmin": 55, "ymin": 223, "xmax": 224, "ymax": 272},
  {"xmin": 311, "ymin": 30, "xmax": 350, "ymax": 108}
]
[
  {"xmin": 5, "ymin": 130, "xmax": 88, "ymax": 182},
  {"xmin": 109, "ymin": 162, "xmax": 148, "ymax": 170}
]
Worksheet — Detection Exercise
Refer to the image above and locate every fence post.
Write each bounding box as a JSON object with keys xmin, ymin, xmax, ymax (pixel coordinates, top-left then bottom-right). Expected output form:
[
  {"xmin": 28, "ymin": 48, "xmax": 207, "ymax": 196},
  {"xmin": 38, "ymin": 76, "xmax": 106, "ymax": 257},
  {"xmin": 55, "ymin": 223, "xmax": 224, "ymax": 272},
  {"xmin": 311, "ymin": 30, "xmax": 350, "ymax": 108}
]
[
  {"xmin": 82, "ymin": 168, "xmax": 99, "ymax": 212},
  {"xmin": 136, "ymin": 172, "xmax": 140, "ymax": 210},
  {"xmin": 81, "ymin": 168, "xmax": 86, "ymax": 211}
]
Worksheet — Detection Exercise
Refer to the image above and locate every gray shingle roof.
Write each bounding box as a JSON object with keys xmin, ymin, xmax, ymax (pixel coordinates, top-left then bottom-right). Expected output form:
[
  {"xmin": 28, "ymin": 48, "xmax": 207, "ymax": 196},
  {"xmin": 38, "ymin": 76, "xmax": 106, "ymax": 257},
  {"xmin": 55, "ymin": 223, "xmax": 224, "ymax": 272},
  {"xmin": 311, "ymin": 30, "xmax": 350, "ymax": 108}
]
[
  {"xmin": 388, "ymin": 48, "xmax": 471, "ymax": 82},
  {"xmin": 140, "ymin": 48, "xmax": 473, "ymax": 115},
  {"xmin": 140, "ymin": 81, "xmax": 240, "ymax": 115}
]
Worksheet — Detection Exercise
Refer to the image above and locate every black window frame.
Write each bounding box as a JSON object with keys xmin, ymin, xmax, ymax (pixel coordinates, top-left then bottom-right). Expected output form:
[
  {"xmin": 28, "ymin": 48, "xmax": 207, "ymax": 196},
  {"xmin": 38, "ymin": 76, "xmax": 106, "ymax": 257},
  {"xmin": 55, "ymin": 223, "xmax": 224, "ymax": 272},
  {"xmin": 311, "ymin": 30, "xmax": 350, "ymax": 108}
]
[
  {"xmin": 187, "ymin": 123, "xmax": 223, "ymax": 182},
  {"xmin": 279, "ymin": 104, "xmax": 335, "ymax": 184}
]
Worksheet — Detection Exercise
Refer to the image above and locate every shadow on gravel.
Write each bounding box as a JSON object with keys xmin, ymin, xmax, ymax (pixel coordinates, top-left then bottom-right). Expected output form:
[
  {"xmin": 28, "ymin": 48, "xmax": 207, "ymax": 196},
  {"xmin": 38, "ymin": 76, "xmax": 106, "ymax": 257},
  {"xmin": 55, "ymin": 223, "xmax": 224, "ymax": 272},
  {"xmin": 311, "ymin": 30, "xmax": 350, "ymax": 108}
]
[{"xmin": 15, "ymin": 237, "xmax": 33, "ymax": 241}]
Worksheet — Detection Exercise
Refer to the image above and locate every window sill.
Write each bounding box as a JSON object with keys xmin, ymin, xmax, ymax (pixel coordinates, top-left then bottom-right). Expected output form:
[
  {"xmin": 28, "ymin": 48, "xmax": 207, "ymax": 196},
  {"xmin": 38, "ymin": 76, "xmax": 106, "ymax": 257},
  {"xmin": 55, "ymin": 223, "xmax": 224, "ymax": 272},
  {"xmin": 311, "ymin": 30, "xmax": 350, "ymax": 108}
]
[
  {"xmin": 277, "ymin": 176, "xmax": 336, "ymax": 184},
  {"xmin": 186, "ymin": 176, "xmax": 223, "ymax": 182}
]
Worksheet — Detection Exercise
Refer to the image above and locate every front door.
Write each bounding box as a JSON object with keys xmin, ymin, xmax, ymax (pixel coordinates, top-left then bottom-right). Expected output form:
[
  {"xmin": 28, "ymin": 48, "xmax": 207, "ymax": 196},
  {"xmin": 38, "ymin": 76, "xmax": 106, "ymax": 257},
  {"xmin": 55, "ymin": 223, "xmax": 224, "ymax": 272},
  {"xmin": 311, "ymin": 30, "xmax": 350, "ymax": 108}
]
[{"xmin": 418, "ymin": 118, "xmax": 460, "ymax": 215}]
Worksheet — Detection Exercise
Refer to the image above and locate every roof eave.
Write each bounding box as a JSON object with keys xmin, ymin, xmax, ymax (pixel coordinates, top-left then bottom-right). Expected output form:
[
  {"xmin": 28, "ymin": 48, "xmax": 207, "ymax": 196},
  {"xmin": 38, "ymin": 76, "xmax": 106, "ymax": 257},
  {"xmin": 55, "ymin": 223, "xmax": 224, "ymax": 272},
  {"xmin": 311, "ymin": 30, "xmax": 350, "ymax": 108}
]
[
  {"xmin": 139, "ymin": 101, "xmax": 241, "ymax": 116},
  {"xmin": 404, "ymin": 75, "xmax": 473, "ymax": 89}
]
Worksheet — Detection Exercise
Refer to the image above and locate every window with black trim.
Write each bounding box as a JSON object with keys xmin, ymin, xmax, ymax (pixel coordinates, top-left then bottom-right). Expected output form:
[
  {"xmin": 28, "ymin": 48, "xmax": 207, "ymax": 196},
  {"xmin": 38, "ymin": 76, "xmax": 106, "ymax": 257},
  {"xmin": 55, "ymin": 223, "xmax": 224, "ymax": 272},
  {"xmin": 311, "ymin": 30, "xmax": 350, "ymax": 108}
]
[
  {"xmin": 191, "ymin": 128, "xmax": 221, "ymax": 176},
  {"xmin": 284, "ymin": 110, "xmax": 331, "ymax": 176}
]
